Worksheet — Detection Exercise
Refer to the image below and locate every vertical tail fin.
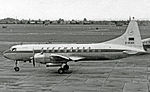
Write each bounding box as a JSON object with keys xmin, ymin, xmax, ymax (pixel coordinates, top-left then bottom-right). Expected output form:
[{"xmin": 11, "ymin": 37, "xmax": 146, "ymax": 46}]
[{"xmin": 104, "ymin": 20, "xmax": 144, "ymax": 51}]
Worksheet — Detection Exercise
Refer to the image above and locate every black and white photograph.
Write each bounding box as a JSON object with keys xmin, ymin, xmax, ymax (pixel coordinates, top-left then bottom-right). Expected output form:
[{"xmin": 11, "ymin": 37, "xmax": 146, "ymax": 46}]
[{"xmin": 0, "ymin": 0, "xmax": 150, "ymax": 92}]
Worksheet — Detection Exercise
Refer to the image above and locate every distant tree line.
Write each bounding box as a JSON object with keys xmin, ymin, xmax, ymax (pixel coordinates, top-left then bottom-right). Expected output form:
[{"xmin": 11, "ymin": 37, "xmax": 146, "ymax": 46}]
[{"xmin": 0, "ymin": 17, "xmax": 150, "ymax": 26}]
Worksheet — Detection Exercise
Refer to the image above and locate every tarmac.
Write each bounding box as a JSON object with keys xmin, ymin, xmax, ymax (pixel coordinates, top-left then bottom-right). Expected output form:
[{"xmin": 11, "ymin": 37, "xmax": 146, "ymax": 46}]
[{"xmin": 0, "ymin": 53, "xmax": 150, "ymax": 92}]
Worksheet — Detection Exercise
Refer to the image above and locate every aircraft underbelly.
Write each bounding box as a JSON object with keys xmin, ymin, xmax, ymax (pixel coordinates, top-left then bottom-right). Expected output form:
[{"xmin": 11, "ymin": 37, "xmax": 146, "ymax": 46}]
[{"xmin": 69, "ymin": 52, "xmax": 128, "ymax": 60}]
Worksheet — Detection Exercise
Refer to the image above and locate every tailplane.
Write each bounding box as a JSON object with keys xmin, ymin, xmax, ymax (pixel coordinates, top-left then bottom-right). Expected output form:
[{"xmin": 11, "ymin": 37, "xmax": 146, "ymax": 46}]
[{"xmin": 104, "ymin": 20, "xmax": 144, "ymax": 51}]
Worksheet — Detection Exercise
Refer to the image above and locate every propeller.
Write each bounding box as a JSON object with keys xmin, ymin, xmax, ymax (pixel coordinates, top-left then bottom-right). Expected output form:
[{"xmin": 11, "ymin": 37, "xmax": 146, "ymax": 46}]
[
  {"xmin": 32, "ymin": 56, "xmax": 36, "ymax": 67},
  {"xmin": 32, "ymin": 49, "xmax": 36, "ymax": 67},
  {"xmin": 32, "ymin": 48, "xmax": 44, "ymax": 67}
]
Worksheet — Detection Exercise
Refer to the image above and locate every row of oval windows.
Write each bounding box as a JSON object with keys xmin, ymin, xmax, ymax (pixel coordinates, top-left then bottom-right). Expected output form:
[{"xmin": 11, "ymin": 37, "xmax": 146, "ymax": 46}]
[
  {"xmin": 39, "ymin": 47, "xmax": 95, "ymax": 53},
  {"xmin": 36, "ymin": 48, "xmax": 119, "ymax": 53}
]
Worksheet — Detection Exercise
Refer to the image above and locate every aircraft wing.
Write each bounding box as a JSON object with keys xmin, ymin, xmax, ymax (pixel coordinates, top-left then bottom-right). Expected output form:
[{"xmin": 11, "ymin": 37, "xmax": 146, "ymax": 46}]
[
  {"xmin": 123, "ymin": 51, "xmax": 138, "ymax": 54},
  {"xmin": 50, "ymin": 54, "xmax": 85, "ymax": 61},
  {"xmin": 50, "ymin": 54, "xmax": 70, "ymax": 60},
  {"xmin": 68, "ymin": 56, "xmax": 85, "ymax": 61},
  {"xmin": 34, "ymin": 53, "xmax": 85, "ymax": 62}
]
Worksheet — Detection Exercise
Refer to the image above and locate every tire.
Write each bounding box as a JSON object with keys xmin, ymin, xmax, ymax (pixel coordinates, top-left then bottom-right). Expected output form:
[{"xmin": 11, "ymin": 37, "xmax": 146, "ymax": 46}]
[
  {"xmin": 58, "ymin": 68, "xmax": 64, "ymax": 74},
  {"xmin": 63, "ymin": 65, "xmax": 69, "ymax": 70},
  {"xmin": 14, "ymin": 67, "xmax": 20, "ymax": 72}
]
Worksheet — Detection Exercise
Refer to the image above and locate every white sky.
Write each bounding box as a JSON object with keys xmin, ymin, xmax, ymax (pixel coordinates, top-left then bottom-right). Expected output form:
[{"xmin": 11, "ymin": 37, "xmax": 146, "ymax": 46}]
[{"xmin": 0, "ymin": 0, "xmax": 150, "ymax": 20}]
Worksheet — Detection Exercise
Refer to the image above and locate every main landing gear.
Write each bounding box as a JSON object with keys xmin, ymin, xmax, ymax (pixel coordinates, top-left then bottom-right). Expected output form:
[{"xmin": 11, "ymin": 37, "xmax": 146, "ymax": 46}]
[
  {"xmin": 14, "ymin": 61, "xmax": 20, "ymax": 72},
  {"xmin": 58, "ymin": 64, "xmax": 69, "ymax": 74}
]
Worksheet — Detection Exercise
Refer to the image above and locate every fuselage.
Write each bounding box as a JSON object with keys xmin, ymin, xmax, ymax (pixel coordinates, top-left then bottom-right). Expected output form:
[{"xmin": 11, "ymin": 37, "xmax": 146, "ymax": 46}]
[{"xmin": 3, "ymin": 42, "xmax": 145, "ymax": 62}]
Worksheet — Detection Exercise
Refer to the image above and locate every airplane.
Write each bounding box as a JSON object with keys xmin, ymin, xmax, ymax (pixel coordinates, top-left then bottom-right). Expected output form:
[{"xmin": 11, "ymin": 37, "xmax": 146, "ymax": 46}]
[
  {"xmin": 142, "ymin": 38, "xmax": 150, "ymax": 51},
  {"xmin": 3, "ymin": 20, "xmax": 146, "ymax": 74}
]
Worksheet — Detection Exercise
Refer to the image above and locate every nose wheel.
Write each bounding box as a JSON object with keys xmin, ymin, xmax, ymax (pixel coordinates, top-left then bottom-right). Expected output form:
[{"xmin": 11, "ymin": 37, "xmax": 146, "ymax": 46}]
[
  {"xmin": 58, "ymin": 64, "xmax": 69, "ymax": 74},
  {"xmin": 14, "ymin": 67, "xmax": 20, "ymax": 72},
  {"xmin": 14, "ymin": 61, "xmax": 20, "ymax": 72}
]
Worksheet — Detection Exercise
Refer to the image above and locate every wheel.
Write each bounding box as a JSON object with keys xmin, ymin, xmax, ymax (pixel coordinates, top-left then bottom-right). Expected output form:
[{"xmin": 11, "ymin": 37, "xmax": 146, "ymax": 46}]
[
  {"xmin": 14, "ymin": 67, "xmax": 20, "ymax": 72},
  {"xmin": 58, "ymin": 68, "xmax": 64, "ymax": 74},
  {"xmin": 63, "ymin": 64, "xmax": 69, "ymax": 70}
]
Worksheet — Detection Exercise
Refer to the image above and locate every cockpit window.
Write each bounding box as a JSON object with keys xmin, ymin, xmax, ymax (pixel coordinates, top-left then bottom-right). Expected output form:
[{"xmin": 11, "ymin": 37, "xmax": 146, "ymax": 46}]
[{"xmin": 11, "ymin": 48, "xmax": 16, "ymax": 51}]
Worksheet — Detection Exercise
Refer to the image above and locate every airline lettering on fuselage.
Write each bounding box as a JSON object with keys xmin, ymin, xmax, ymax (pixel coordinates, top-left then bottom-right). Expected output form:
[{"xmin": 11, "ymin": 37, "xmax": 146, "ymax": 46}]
[
  {"xmin": 125, "ymin": 37, "xmax": 135, "ymax": 44},
  {"xmin": 125, "ymin": 42, "xmax": 134, "ymax": 44},
  {"xmin": 129, "ymin": 37, "xmax": 134, "ymax": 41}
]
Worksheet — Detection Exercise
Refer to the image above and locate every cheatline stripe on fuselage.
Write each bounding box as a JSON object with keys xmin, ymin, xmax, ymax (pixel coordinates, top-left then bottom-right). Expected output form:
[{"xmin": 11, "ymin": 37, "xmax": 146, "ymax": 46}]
[{"xmin": 5, "ymin": 49, "xmax": 125, "ymax": 53}]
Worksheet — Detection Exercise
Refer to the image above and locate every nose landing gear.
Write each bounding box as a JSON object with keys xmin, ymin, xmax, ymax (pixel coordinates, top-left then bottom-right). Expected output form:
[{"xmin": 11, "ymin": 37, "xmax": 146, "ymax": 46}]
[
  {"xmin": 14, "ymin": 67, "xmax": 20, "ymax": 72},
  {"xmin": 14, "ymin": 61, "xmax": 20, "ymax": 72},
  {"xmin": 13, "ymin": 60, "xmax": 70, "ymax": 73}
]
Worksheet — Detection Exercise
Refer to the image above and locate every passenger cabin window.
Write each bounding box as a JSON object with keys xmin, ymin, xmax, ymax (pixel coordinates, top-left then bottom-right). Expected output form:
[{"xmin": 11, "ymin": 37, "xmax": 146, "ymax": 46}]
[
  {"xmin": 54, "ymin": 50, "xmax": 58, "ymax": 53},
  {"xmin": 83, "ymin": 47, "xmax": 87, "ymax": 52},
  {"xmin": 87, "ymin": 47, "xmax": 91, "ymax": 52},
  {"xmin": 95, "ymin": 49, "xmax": 98, "ymax": 52},
  {"xmin": 89, "ymin": 47, "xmax": 92, "ymax": 52},
  {"xmin": 49, "ymin": 50, "xmax": 52, "ymax": 53},
  {"xmin": 66, "ymin": 49, "xmax": 70, "ymax": 52},
  {"xmin": 78, "ymin": 49, "xmax": 82, "ymax": 52},
  {"xmin": 72, "ymin": 49, "xmax": 76, "ymax": 52},
  {"xmin": 46, "ymin": 48, "xmax": 49, "ymax": 53},
  {"xmin": 60, "ymin": 49, "xmax": 64, "ymax": 53}
]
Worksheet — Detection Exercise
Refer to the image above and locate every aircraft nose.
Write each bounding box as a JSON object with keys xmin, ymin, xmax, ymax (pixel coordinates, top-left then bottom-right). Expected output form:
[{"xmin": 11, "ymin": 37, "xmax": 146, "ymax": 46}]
[{"xmin": 3, "ymin": 50, "xmax": 11, "ymax": 59}]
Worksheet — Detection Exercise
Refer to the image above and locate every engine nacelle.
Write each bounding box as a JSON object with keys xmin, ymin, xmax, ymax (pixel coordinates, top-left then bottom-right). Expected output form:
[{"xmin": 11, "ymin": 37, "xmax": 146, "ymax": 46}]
[
  {"xmin": 46, "ymin": 63, "xmax": 62, "ymax": 67},
  {"xmin": 34, "ymin": 53, "xmax": 68, "ymax": 64}
]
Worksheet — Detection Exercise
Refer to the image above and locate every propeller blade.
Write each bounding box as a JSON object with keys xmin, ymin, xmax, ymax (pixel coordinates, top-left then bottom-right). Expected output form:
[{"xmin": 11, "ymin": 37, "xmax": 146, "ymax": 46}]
[
  {"xmin": 32, "ymin": 49, "xmax": 35, "ymax": 67},
  {"xmin": 33, "ymin": 57, "xmax": 35, "ymax": 67}
]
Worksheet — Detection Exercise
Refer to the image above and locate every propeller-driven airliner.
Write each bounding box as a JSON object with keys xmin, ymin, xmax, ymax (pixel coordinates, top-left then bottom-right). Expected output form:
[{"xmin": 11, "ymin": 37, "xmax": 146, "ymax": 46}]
[{"xmin": 3, "ymin": 20, "xmax": 146, "ymax": 74}]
